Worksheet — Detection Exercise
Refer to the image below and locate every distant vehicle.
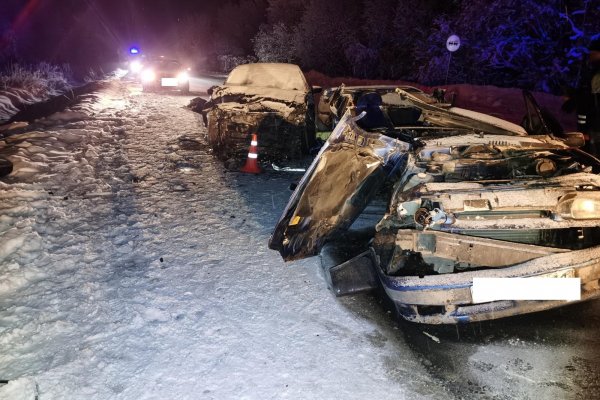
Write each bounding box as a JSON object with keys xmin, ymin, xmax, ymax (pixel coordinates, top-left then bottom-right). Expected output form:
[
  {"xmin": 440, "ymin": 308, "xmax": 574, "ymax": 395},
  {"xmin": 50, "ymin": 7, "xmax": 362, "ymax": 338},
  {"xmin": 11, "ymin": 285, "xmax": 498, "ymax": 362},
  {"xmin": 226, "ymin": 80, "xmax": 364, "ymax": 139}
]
[
  {"xmin": 200, "ymin": 63, "xmax": 322, "ymax": 164},
  {"xmin": 269, "ymin": 87, "xmax": 597, "ymax": 324},
  {"xmin": 140, "ymin": 58, "xmax": 190, "ymax": 94}
]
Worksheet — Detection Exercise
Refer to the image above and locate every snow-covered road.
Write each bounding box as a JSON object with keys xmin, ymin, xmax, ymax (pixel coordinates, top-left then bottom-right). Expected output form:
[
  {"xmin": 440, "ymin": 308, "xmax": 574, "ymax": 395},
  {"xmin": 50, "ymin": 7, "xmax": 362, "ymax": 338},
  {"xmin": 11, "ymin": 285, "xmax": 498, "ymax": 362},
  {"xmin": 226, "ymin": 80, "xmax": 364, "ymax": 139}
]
[
  {"xmin": 0, "ymin": 81, "xmax": 444, "ymax": 399},
  {"xmin": 0, "ymin": 80, "xmax": 598, "ymax": 400}
]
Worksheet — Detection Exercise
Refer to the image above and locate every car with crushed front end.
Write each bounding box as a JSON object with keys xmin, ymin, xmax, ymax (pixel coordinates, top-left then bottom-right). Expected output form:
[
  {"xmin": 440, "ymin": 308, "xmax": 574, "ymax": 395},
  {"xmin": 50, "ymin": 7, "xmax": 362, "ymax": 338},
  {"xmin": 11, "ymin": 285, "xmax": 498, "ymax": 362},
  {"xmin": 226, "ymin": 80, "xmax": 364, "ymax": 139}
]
[
  {"xmin": 200, "ymin": 63, "xmax": 321, "ymax": 166},
  {"xmin": 140, "ymin": 58, "xmax": 190, "ymax": 94},
  {"xmin": 269, "ymin": 87, "xmax": 600, "ymax": 324}
]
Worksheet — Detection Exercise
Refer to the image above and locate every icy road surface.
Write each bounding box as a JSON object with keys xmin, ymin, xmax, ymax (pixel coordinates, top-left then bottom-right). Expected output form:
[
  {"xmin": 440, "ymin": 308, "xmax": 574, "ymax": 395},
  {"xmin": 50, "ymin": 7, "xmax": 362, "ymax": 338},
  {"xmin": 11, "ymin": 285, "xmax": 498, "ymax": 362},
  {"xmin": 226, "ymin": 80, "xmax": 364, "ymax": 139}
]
[{"xmin": 0, "ymin": 80, "xmax": 598, "ymax": 400}]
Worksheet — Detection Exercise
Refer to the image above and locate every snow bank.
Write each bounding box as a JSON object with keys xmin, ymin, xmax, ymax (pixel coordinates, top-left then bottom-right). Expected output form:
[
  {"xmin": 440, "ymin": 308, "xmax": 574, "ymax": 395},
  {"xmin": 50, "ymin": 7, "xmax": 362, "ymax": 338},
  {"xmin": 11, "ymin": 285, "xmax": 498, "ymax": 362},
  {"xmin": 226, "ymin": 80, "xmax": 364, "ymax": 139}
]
[
  {"xmin": 0, "ymin": 88, "xmax": 40, "ymax": 123},
  {"xmin": 0, "ymin": 63, "xmax": 73, "ymax": 124}
]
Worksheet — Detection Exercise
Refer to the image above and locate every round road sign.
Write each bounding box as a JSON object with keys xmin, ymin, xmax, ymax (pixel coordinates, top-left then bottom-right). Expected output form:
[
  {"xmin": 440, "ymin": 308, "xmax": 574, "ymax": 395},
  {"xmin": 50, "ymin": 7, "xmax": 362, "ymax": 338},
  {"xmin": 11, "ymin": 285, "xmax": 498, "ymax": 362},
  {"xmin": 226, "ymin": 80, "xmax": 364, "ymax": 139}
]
[{"xmin": 446, "ymin": 35, "xmax": 461, "ymax": 52}]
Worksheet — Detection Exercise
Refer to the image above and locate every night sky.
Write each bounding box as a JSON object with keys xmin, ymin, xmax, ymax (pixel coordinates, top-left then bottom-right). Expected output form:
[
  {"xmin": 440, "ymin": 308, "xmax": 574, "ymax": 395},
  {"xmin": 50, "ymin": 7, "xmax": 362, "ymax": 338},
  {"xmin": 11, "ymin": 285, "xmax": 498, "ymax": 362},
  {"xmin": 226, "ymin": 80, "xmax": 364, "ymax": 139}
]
[
  {"xmin": 1, "ymin": 0, "xmax": 240, "ymax": 67},
  {"xmin": 1, "ymin": 0, "xmax": 598, "ymax": 91}
]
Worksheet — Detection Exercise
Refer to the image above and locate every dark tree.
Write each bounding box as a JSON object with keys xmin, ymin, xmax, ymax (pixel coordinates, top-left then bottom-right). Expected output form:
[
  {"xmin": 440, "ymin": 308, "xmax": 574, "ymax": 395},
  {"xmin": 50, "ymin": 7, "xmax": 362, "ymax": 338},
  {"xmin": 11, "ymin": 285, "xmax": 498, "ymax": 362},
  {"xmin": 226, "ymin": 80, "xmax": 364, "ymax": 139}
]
[
  {"xmin": 266, "ymin": 0, "xmax": 306, "ymax": 26},
  {"xmin": 293, "ymin": 0, "xmax": 362, "ymax": 76},
  {"xmin": 214, "ymin": 0, "xmax": 268, "ymax": 56}
]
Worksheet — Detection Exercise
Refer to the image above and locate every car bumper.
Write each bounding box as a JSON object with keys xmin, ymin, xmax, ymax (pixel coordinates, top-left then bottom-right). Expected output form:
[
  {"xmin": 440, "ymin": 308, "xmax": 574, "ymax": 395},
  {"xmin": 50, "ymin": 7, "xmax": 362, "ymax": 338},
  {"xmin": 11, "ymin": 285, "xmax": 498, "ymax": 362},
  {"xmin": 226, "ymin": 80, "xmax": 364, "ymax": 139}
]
[
  {"xmin": 375, "ymin": 244, "xmax": 600, "ymax": 324},
  {"xmin": 144, "ymin": 77, "xmax": 188, "ymax": 90},
  {"xmin": 205, "ymin": 107, "xmax": 306, "ymax": 161}
]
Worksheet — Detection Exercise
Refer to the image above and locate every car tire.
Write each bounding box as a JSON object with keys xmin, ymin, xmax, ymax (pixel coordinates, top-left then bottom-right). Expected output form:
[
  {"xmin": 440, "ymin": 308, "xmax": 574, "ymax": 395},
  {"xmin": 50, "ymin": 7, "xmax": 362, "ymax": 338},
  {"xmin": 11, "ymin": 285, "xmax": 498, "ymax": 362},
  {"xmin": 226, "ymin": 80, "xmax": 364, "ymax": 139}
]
[{"xmin": 0, "ymin": 157, "xmax": 13, "ymax": 177}]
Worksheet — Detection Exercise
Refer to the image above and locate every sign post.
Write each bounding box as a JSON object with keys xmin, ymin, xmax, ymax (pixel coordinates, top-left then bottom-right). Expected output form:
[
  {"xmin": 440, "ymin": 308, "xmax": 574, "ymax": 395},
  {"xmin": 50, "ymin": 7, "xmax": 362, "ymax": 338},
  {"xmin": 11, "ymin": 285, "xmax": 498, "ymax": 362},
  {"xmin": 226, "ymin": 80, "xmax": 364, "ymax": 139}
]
[{"xmin": 445, "ymin": 34, "xmax": 461, "ymax": 84}]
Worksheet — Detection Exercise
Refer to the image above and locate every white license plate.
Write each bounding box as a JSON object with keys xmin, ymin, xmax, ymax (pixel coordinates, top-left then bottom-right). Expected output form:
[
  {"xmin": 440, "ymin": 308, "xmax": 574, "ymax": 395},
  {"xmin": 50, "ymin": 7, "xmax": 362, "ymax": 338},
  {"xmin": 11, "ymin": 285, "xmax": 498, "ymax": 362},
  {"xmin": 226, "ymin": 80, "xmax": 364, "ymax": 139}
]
[
  {"xmin": 161, "ymin": 78, "xmax": 178, "ymax": 87},
  {"xmin": 472, "ymin": 273, "xmax": 581, "ymax": 303}
]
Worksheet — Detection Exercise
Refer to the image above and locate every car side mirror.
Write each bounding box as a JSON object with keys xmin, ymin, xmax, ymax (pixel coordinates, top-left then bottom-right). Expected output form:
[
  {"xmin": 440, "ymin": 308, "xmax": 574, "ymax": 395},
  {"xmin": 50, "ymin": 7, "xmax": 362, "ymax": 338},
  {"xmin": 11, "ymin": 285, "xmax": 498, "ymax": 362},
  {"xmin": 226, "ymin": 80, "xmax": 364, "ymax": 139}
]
[
  {"xmin": 563, "ymin": 132, "xmax": 585, "ymax": 148},
  {"xmin": 311, "ymin": 86, "xmax": 323, "ymax": 94},
  {"xmin": 207, "ymin": 85, "xmax": 217, "ymax": 96}
]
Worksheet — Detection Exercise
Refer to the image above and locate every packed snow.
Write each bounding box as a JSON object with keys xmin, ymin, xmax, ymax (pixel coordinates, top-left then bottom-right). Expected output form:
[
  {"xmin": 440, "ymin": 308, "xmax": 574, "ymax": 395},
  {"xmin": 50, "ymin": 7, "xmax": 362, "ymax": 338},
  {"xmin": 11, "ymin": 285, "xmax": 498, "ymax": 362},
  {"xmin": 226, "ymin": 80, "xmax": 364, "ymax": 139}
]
[{"xmin": 0, "ymin": 81, "xmax": 447, "ymax": 399}]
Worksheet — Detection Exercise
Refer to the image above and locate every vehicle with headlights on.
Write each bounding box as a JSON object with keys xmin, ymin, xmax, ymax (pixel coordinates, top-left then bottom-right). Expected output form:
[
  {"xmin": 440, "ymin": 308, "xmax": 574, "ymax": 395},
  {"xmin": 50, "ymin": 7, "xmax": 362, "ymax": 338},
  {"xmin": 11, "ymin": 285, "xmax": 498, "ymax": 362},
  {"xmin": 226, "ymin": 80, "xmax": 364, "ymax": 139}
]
[
  {"xmin": 269, "ymin": 87, "xmax": 599, "ymax": 324},
  {"xmin": 140, "ymin": 58, "xmax": 190, "ymax": 93}
]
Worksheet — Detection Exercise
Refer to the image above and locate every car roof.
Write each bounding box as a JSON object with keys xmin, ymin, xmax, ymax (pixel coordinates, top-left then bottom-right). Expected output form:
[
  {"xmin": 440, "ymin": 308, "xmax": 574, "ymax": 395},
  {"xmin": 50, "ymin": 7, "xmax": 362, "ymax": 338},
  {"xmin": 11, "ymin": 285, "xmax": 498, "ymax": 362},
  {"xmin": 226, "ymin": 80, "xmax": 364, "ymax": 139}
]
[{"xmin": 225, "ymin": 63, "xmax": 310, "ymax": 92}]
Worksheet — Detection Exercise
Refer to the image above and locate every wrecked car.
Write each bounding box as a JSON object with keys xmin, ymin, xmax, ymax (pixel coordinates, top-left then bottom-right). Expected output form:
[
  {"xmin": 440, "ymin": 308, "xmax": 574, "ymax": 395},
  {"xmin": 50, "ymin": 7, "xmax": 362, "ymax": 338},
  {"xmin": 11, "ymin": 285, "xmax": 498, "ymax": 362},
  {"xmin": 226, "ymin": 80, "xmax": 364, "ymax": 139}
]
[
  {"xmin": 269, "ymin": 87, "xmax": 599, "ymax": 324},
  {"xmin": 201, "ymin": 63, "xmax": 321, "ymax": 164}
]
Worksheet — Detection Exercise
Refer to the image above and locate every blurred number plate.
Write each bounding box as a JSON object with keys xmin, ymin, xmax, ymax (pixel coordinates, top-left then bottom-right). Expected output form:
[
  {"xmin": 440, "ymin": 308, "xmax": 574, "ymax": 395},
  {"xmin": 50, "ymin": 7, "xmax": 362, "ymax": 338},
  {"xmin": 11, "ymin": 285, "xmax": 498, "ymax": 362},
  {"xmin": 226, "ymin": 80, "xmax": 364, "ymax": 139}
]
[
  {"xmin": 161, "ymin": 78, "xmax": 178, "ymax": 87},
  {"xmin": 472, "ymin": 271, "xmax": 580, "ymax": 303}
]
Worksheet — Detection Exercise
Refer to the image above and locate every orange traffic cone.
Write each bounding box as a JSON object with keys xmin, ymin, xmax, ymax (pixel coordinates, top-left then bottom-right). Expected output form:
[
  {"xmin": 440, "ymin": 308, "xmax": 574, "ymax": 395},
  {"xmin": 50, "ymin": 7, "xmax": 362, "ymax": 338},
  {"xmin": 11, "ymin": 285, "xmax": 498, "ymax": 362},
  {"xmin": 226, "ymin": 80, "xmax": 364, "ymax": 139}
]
[{"xmin": 240, "ymin": 133, "xmax": 262, "ymax": 174}]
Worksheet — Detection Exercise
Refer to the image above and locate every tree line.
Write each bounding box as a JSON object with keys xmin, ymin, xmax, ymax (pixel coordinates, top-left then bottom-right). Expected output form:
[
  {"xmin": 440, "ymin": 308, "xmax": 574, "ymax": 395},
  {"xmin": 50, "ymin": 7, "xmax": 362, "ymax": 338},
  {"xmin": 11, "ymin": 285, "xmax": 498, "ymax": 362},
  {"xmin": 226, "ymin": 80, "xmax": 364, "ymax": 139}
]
[
  {"xmin": 200, "ymin": 0, "xmax": 600, "ymax": 94},
  {"xmin": 1, "ymin": 0, "xmax": 598, "ymax": 93}
]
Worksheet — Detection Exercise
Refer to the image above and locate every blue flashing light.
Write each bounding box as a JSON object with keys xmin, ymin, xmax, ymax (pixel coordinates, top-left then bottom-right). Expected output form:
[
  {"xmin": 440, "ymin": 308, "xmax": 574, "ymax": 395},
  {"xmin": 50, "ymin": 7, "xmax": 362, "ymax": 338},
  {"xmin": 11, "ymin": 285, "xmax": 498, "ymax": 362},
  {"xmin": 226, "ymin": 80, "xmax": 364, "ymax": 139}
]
[{"xmin": 129, "ymin": 47, "xmax": 140, "ymax": 55}]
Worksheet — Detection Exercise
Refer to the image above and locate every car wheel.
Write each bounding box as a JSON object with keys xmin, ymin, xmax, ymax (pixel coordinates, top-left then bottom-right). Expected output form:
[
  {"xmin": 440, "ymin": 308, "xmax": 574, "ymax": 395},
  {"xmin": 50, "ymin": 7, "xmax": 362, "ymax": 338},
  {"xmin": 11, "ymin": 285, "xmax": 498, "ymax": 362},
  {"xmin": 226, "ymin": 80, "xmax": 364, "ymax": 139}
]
[{"xmin": 0, "ymin": 157, "xmax": 13, "ymax": 177}]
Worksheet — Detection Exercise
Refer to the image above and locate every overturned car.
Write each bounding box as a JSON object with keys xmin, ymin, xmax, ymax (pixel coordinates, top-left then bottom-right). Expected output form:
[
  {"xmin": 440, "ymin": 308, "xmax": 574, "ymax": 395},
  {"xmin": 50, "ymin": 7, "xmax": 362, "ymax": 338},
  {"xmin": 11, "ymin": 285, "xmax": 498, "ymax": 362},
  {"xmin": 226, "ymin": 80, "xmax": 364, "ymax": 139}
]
[
  {"xmin": 201, "ymin": 63, "xmax": 320, "ymax": 164},
  {"xmin": 269, "ymin": 87, "xmax": 600, "ymax": 324}
]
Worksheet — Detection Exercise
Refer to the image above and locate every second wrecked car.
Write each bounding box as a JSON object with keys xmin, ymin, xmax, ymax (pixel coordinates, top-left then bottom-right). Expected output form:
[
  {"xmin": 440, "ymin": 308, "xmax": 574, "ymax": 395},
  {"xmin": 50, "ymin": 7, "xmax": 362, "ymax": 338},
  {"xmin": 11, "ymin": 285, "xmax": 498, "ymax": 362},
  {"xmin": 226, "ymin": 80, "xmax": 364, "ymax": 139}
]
[
  {"xmin": 200, "ymin": 63, "xmax": 321, "ymax": 164},
  {"xmin": 269, "ymin": 87, "xmax": 599, "ymax": 324}
]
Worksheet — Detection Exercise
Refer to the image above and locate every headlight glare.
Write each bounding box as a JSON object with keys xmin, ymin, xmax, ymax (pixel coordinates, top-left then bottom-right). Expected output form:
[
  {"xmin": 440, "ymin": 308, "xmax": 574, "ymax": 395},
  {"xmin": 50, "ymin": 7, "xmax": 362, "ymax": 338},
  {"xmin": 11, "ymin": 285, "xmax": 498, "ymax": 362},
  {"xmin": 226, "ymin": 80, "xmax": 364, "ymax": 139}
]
[
  {"xmin": 177, "ymin": 71, "xmax": 189, "ymax": 83},
  {"xmin": 129, "ymin": 60, "xmax": 142, "ymax": 73},
  {"xmin": 141, "ymin": 69, "xmax": 156, "ymax": 83}
]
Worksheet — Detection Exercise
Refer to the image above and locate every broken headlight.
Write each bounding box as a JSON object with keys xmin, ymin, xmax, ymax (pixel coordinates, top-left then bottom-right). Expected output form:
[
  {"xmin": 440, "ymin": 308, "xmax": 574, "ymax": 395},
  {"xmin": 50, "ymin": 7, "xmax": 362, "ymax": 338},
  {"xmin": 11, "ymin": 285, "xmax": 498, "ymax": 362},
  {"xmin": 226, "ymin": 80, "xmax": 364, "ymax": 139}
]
[{"xmin": 557, "ymin": 192, "xmax": 600, "ymax": 219}]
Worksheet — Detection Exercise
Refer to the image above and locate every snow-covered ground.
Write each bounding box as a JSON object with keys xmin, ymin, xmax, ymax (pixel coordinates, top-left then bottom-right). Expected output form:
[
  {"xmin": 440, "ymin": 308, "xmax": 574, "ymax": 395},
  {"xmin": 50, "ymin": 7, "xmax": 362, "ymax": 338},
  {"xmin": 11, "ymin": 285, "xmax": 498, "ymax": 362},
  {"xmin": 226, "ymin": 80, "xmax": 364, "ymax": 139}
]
[
  {"xmin": 0, "ymin": 79, "xmax": 598, "ymax": 400},
  {"xmin": 0, "ymin": 87, "xmax": 44, "ymax": 123},
  {"xmin": 0, "ymin": 81, "xmax": 445, "ymax": 399}
]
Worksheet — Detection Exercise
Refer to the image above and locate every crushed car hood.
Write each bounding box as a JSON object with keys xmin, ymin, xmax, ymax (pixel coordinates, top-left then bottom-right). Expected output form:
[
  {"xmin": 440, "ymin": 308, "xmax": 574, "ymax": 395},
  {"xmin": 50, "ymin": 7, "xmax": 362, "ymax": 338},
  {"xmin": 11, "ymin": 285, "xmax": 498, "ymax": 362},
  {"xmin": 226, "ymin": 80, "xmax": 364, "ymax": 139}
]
[
  {"xmin": 269, "ymin": 114, "xmax": 409, "ymax": 261},
  {"xmin": 395, "ymin": 88, "xmax": 527, "ymax": 137},
  {"xmin": 211, "ymin": 85, "xmax": 307, "ymax": 106}
]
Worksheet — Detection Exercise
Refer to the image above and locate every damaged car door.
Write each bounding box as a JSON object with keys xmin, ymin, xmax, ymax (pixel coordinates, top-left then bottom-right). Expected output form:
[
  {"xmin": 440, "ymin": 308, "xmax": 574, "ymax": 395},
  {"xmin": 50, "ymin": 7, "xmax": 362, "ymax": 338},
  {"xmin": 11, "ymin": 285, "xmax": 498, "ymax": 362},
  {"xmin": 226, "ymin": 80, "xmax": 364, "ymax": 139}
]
[{"xmin": 269, "ymin": 112, "xmax": 410, "ymax": 260}]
